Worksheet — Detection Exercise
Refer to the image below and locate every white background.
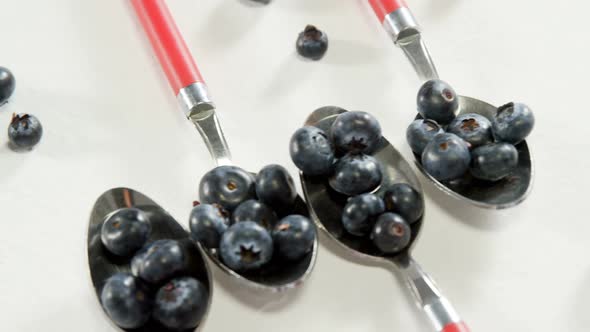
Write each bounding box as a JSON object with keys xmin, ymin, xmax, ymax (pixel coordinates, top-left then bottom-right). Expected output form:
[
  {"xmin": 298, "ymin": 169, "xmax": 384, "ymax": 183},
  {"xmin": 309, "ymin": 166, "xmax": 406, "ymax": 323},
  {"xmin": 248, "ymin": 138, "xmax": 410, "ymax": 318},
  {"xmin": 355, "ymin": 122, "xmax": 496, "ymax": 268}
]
[{"xmin": 0, "ymin": 0, "xmax": 588, "ymax": 331}]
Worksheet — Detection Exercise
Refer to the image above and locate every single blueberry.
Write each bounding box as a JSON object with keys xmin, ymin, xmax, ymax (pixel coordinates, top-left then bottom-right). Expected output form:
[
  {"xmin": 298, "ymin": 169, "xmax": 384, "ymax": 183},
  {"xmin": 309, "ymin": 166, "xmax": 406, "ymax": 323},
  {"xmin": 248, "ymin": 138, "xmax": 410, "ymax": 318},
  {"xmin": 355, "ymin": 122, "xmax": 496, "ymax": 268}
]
[
  {"xmin": 447, "ymin": 113, "xmax": 493, "ymax": 148},
  {"xmin": 421, "ymin": 133, "xmax": 471, "ymax": 181},
  {"xmin": 470, "ymin": 143, "xmax": 519, "ymax": 181},
  {"xmin": 341, "ymin": 193, "xmax": 385, "ymax": 236},
  {"xmin": 492, "ymin": 102, "xmax": 535, "ymax": 144},
  {"xmin": 232, "ymin": 199, "xmax": 278, "ymax": 230},
  {"xmin": 100, "ymin": 273, "xmax": 152, "ymax": 329},
  {"xmin": 417, "ymin": 79, "xmax": 459, "ymax": 125},
  {"xmin": 255, "ymin": 164, "xmax": 297, "ymax": 212},
  {"xmin": 383, "ymin": 183, "xmax": 423, "ymax": 224},
  {"xmin": 272, "ymin": 215, "xmax": 316, "ymax": 261},
  {"xmin": 153, "ymin": 277, "xmax": 208, "ymax": 331},
  {"xmin": 406, "ymin": 119, "xmax": 444, "ymax": 155},
  {"xmin": 131, "ymin": 239, "xmax": 186, "ymax": 285},
  {"xmin": 371, "ymin": 213, "xmax": 411, "ymax": 254},
  {"xmin": 219, "ymin": 221, "xmax": 273, "ymax": 271},
  {"xmin": 329, "ymin": 153, "xmax": 382, "ymax": 196},
  {"xmin": 189, "ymin": 204, "xmax": 229, "ymax": 249},
  {"xmin": 290, "ymin": 126, "xmax": 335, "ymax": 176},
  {"xmin": 330, "ymin": 111, "xmax": 382, "ymax": 154},
  {"xmin": 101, "ymin": 207, "xmax": 151, "ymax": 257},
  {"xmin": 0, "ymin": 66, "xmax": 15, "ymax": 105},
  {"xmin": 296, "ymin": 25, "xmax": 328, "ymax": 60},
  {"xmin": 199, "ymin": 165, "xmax": 256, "ymax": 211},
  {"xmin": 8, "ymin": 113, "xmax": 43, "ymax": 150}
]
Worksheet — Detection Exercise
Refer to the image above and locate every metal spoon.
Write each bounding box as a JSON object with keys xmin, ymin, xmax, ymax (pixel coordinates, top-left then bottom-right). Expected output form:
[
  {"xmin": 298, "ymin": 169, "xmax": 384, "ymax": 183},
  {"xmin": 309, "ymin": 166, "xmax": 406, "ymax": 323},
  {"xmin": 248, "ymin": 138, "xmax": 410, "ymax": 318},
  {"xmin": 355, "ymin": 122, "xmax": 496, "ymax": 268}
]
[
  {"xmin": 368, "ymin": 0, "xmax": 534, "ymax": 209},
  {"xmin": 300, "ymin": 107, "xmax": 470, "ymax": 332},
  {"xmin": 87, "ymin": 187, "xmax": 213, "ymax": 331},
  {"xmin": 130, "ymin": 0, "xmax": 317, "ymax": 292}
]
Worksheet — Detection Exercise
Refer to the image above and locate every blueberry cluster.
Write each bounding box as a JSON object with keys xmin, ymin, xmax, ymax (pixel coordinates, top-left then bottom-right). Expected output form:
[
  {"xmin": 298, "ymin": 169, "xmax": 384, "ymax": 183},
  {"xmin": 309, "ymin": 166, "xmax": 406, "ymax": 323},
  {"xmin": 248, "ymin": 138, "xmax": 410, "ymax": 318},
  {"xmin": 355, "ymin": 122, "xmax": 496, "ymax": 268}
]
[
  {"xmin": 99, "ymin": 208, "xmax": 208, "ymax": 331},
  {"xmin": 191, "ymin": 164, "xmax": 316, "ymax": 272},
  {"xmin": 407, "ymin": 79, "xmax": 535, "ymax": 182}
]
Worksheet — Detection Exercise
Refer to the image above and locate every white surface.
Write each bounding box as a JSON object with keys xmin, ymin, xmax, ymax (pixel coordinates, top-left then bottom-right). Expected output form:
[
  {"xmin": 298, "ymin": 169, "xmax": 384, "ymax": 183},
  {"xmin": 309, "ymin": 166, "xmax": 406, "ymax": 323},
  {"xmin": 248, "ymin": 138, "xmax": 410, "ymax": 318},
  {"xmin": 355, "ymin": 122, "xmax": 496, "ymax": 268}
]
[{"xmin": 0, "ymin": 0, "xmax": 588, "ymax": 331}]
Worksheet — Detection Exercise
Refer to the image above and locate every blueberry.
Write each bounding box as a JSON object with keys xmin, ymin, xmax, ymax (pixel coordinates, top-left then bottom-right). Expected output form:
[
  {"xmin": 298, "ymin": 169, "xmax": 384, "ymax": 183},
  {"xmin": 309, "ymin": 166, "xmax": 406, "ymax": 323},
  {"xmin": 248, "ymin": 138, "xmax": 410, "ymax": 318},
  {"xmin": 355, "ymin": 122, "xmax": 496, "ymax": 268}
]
[
  {"xmin": 330, "ymin": 111, "xmax": 382, "ymax": 154},
  {"xmin": 406, "ymin": 119, "xmax": 444, "ymax": 155},
  {"xmin": 371, "ymin": 213, "xmax": 411, "ymax": 254},
  {"xmin": 470, "ymin": 143, "xmax": 518, "ymax": 181},
  {"xmin": 290, "ymin": 126, "xmax": 335, "ymax": 176},
  {"xmin": 383, "ymin": 183, "xmax": 423, "ymax": 224},
  {"xmin": 219, "ymin": 221, "xmax": 273, "ymax": 271},
  {"xmin": 199, "ymin": 165, "xmax": 256, "ymax": 211},
  {"xmin": 153, "ymin": 277, "xmax": 208, "ymax": 331},
  {"xmin": 100, "ymin": 273, "xmax": 152, "ymax": 329},
  {"xmin": 132, "ymin": 239, "xmax": 186, "ymax": 284},
  {"xmin": 447, "ymin": 113, "xmax": 493, "ymax": 148},
  {"xmin": 296, "ymin": 25, "xmax": 328, "ymax": 60},
  {"xmin": 101, "ymin": 208, "xmax": 151, "ymax": 256},
  {"xmin": 492, "ymin": 102, "xmax": 535, "ymax": 144},
  {"xmin": 421, "ymin": 133, "xmax": 471, "ymax": 181},
  {"xmin": 255, "ymin": 164, "xmax": 297, "ymax": 212},
  {"xmin": 341, "ymin": 193, "xmax": 385, "ymax": 236},
  {"xmin": 8, "ymin": 113, "xmax": 43, "ymax": 150},
  {"xmin": 0, "ymin": 67, "xmax": 15, "ymax": 105},
  {"xmin": 329, "ymin": 153, "xmax": 382, "ymax": 196},
  {"xmin": 232, "ymin": 199, "xmax": 278, "ymax": 230},
  {"xmin": 189, "ymin": 204, "xmax": 229, "ymax": 249},
  {"xmin": 272, "ymin": 215, "xmax": 316, "ymax": 260},
  {"xmin": 417, "ymin": 79, "xmax": 459, "ymax": 125}
]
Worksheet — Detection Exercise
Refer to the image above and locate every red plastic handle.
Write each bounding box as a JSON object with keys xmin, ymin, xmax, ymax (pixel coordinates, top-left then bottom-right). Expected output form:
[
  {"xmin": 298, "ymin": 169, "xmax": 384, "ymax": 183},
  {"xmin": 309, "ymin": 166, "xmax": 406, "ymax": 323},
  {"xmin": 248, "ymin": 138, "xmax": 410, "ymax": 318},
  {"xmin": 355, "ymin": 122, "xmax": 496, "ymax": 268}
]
[
  {"xmin": 441, "ymin": 322, "xmax": 470, "ymax": 332},
  {"xmin": 368, "ymin": 0, "xmax": 408, "ymax": 22},
  {"xmin": 131, "ymin": 0, "xmax": 204, "ymax": 94}
]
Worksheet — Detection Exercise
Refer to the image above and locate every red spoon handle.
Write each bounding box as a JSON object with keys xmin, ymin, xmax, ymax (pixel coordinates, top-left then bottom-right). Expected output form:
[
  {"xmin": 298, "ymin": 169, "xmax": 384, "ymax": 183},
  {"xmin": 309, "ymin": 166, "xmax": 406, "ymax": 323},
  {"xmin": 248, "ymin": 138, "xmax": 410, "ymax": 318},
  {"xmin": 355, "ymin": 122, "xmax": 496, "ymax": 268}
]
[
  {"xmin": 441, "ymin": 322, "xmax": 470, "ymax": 332},
  {"xmin": 368, "ymin": 0, "xmax": 408, "ymax": 21}
]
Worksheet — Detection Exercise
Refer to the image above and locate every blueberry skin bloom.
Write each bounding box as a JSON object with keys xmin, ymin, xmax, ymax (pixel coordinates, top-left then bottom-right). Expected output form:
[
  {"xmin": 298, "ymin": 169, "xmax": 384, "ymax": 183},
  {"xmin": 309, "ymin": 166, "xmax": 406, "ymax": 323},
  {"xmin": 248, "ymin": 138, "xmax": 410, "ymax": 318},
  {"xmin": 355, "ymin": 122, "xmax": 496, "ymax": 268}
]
[
  {"xmin": 219, "ymin": 221, "xmax": 273, "ymax": 271},
  {"xmin": 272, "ymin": 215, "xmax": 316, "ymax": 260},
  {"xmin": 100, "ymin": 273, "xmax": 152, "ymax": 329},
  {"xmin": 329, "ymin": 153, "xmax": 383, "ymax": 196},
  {"xmin": 447, "ymin": 113, "xmax": 493, "ymax": 148},
  {"xmin": 406, "ymin": 119, "xmax": 444, "ymax": 155},
  {"xmin": 153, "ymin": 277, "xmax": 209, "ymax": 331},
  {"xmin": 330, "ymin": 111, "xmax": 382, "ymax": 154},
  {"xmin": 492, "ymin": 102, "xmax": 535, "ymax": 144},
  {"xmin": 132, "ymin": 239, "xmax": 186, "ymax": 284},
  {"xmin": 232, "ymin": 199, "xmax": 278, "ymax": 230},
  {"xmin": 101, "ymin": 208, "xmax": 151, "ymax": 257},
  {"xmin": 255, "ymin": 164, "xmax": 298, "ymax": 212},
  {"xmin": 371, "ymin": 213, "xmax": 411, "ymax": 254},
  {"xmin": 417, "ymin": 79, "xmax": 459, "ymax": 125},
  {"xmin": 296, "ymin": 25, "xmax": 328, "ymax": 60},
  {"xmin": 383, "ymin": 183, "xmax": 424, "ymax": 224},
  {"xmin": 199, "ymin": 165, "xmax": 256, "ymax": 211},
  {"xmin": 0, "ymin": 66, "xmax": 16, "ymax": 104},
  {"xmin": 341, "ymin": 193, "xmax": 385, "ymax": 236},
  {"xmin": 422, "ymin": 133, "xmax": 471, "ymax": 181},
  {"xmin": 470, "ymin": 143, "xmax": 519, "ymax": 181},
  {"xmin": 8, "ymin": 113, "xmax": 43, "ymax": 149},
  {"xmin": 189, "ymin": 204, "xmax": 229, "ymax": 249},
  {"xmin": 290, "ymin": 126, "xmax": 335, "ymax": 176}
]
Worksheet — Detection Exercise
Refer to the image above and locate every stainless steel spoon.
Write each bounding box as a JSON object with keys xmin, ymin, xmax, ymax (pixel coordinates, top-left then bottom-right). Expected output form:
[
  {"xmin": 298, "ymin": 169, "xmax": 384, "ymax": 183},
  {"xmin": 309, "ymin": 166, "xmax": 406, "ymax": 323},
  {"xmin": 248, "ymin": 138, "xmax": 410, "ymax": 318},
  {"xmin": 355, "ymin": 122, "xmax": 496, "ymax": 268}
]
[
  {"xmin": 300, "ymin": 107, "xmax": 470, "ymax": 332},
  {"xmin": 130, "ymin": 0, "xmax": 317, "ymax": 292},
  {"xmin": 87, "ymin": 187, "xmax": 213, "ymax": 331},
  {"xmin": 368, "ymin": 0, "xmax": 534, "ymax": 209}
]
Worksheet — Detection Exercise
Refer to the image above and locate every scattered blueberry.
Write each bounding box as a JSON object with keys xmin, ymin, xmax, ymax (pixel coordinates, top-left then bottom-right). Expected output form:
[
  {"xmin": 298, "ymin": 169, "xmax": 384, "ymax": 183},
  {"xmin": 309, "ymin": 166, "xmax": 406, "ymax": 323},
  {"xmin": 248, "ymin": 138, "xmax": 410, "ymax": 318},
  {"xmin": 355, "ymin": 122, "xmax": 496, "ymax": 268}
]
[
  {"xmin": 290, "ymin": 126, "xmax": 335, "ymax": 176},
  {"xmin": 371, "ymin": 213, "xmax": 411, "ymax": 254},
  {"xmin": 199, "ymin": 165, "xmax": 256, "ymax": 211},
  {"xmin": 100, "ymin": 273, "xmax": 152, "ymax": 329},
  {"xmin": 219, "ymin": 221, "xmax": 273, "ymax": 271},
  {"xmin": 132, "ymin": 239, "xmax": 186, "ymax": 284},
  {"xmin": 232, "ymin": 199, "xmax": 278, "ymax": 230},
  {"xmin": 0, "ymin": 67, "xmax": 15, "ymax": 105},
  {"xmin": 329, "ymin": 153, "xmax": 382, "ymax": 196},
  {"xmin": 330, "ymin": 111, "xmax": 382, "ymax": 154},
  {"xmin": 189, "ymin": 204, "xmax": 229, "ymax": 249},
  {"xmin": 296, "ymin": 25, "xmax": 328, "ymax": 60},
  {"xmin": 447, "ymin": 113, "xmax": 493, "ymax": 148},
  {"xmin": 383, "ymin": 183, "xmax": 423, "ymax": 224},
  {"xmin": 255, "ymin": 164, "xmax": 297, "ymax": 212},
  {"xmin": 406, "ymin": 119, "xmax": 444, "ymax": 155},
  {"xmin": 101, "ymin": 208, "xmax": 151, "ymax": 257},
  {"xmin": 417, "ymin": 79, "xmax": 459, "ymax": 125},
  {"xmin": 341, "ymin": 193, "xmax": 385, "ymax": 236},
  {"xmin": 272, "ymin": 215, "xmax": 316, "ymax": 260},
  {"xmin": 470, "ymin": 143, "xmax": 519, "ymax": 181},
  {"xmin": 153, "ymin": 277, "xmax": 208, "ymax": 331},
  {"xmin": 8, "ymin": 113, "xmax": 43, "ymax": 150},
  {"xmin": 421, "ymin": 133, "xmax": 471, "ymax": 181},
  {"xmin": 492, "ymin": 102, "xmax": 535, "ymax": 144}
]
